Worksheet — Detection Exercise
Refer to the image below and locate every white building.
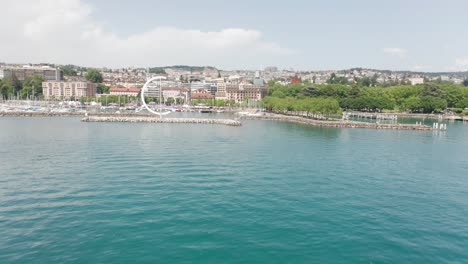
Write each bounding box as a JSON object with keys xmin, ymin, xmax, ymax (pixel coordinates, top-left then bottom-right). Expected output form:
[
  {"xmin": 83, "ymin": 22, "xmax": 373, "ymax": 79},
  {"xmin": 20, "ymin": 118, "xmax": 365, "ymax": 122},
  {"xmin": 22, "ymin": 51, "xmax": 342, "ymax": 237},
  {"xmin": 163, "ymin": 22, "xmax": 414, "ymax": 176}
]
[
  {"xmin": 408, "ymin": 77, "xmax": 424, "ymax": 85},
  {"xmin": 162, "ymin": 87, "xmax": 190, "ymax": 103}
]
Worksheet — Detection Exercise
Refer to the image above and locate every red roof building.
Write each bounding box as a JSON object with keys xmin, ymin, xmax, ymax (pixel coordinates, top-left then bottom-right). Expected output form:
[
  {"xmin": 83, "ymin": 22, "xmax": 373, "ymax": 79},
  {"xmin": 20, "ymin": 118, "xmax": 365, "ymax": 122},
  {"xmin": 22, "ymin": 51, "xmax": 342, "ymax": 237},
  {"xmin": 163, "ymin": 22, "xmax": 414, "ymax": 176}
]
[
  {"xmin": 191, "ymin": 93, "xmax": 214, "ymax": 100},
  {"xmin": 109, "ymin": 87, "xmax": 141, "ymax": 96},
  {"xmin": 291, "ymin": 75, "xmax": 301, "ymax": 84}
]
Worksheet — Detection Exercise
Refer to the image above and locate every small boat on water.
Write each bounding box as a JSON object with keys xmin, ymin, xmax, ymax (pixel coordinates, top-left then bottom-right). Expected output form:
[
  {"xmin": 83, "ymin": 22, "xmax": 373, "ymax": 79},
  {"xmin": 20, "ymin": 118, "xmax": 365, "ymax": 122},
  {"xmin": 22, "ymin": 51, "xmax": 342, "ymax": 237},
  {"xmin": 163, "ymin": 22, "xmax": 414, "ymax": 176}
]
[
  {"xmin": 236, "ymin": 110, "xmax": 264, "ymax": 117},
  {"xmin": 193, "ymin": 104, "xmax": 213, "ymax": 113}
]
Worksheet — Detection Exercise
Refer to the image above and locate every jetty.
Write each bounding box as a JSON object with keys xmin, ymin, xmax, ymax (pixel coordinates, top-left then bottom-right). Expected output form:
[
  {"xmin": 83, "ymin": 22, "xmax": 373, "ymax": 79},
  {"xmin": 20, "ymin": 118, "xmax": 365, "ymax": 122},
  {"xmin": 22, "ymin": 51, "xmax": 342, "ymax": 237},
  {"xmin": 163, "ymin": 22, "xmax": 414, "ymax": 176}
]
[
  {"xmin": 0, "ymin": 111, "xmax": 86, "ymax": 117},
  {"xmin": 0, "ymin": 111, "xmax": 164, "ymax": 118},
  {"xmin": 241, "ymin": 114, "xmax": 433, "ymax": 130},
  {"xmin": 344, "ymin": 112, "xmax": 398, "ymax": 120},
  {"xmin": 81, "ymin": 116, "xmax": 242, "ymax": 126},
  {"xmin": 344, "ymin": 111, "xmax": 463, "ymax": 121},
  {"xmin": 0, "ymin": 111, "xmax": 443, "ymax": 130}
]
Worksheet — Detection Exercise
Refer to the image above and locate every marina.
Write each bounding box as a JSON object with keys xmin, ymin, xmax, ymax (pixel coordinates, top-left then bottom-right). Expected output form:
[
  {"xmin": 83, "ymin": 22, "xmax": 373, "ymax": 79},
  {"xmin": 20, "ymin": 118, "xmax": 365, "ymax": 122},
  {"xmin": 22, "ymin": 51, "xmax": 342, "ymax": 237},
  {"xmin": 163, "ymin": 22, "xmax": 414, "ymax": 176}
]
[
  {"xmin": 1, "ymin": 103, "xmax": 458, "ymax": 131},
  {"xmin": 241, "ymin": 113, "xmax": 434, "ymax": 130}
]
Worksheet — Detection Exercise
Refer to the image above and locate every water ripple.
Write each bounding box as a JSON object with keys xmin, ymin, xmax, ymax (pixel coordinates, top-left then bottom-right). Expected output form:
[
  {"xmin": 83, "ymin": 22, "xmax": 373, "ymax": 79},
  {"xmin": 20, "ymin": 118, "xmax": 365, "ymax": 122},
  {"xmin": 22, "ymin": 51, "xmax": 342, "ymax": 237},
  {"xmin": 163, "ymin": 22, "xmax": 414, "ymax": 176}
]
[{"xmin": 0, "ymin": 117, "xmax": 467, "ymax": 263}]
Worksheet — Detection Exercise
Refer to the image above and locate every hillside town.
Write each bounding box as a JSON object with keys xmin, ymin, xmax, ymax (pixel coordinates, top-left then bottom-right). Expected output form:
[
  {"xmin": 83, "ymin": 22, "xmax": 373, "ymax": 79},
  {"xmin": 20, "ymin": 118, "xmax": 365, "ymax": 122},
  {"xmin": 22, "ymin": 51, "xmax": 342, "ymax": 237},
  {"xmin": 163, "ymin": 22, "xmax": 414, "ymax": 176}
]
[{"xmin": 1, "ymin": 63, "xmax": 468, "ymax": 105}]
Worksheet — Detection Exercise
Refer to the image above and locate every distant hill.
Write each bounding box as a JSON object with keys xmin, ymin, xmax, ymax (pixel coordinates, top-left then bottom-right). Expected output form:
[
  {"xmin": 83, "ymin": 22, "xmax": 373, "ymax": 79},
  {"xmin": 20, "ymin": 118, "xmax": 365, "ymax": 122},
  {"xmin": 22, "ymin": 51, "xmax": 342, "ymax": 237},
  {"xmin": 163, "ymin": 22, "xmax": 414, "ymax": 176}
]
[
  {"xmin": 149, "ymin": 65, "xmax": 217, "ymax": 74},
  {"xmin": 342, "ymin": 67, "xmax": 468, "ymax": 78}
]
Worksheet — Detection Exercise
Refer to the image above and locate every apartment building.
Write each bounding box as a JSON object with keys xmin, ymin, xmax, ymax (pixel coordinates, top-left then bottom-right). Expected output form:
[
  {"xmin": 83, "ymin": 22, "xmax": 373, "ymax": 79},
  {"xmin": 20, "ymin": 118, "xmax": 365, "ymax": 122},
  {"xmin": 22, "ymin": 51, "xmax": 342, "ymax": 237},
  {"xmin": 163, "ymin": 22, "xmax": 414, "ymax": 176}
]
[
  {"xmin": 42, "ymin": 81, "xmax": 97, "ymax": 99},
  {"xmin": 225, "ymin": 83, "xmax": 268, "ymax": 102},
  {"xmin": 1, "ymin": 66, "xmax": 63, "ymax": 81}
]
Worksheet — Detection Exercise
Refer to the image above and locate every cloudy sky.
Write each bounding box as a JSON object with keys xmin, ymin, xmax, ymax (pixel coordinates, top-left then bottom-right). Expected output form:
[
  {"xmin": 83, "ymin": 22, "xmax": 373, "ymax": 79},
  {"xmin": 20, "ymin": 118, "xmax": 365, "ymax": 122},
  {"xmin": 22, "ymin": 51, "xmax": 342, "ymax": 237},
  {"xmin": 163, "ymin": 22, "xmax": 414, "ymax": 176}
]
[{"xmin": 1, "ymin": 0, "xmax": 468, "ymax": 71}]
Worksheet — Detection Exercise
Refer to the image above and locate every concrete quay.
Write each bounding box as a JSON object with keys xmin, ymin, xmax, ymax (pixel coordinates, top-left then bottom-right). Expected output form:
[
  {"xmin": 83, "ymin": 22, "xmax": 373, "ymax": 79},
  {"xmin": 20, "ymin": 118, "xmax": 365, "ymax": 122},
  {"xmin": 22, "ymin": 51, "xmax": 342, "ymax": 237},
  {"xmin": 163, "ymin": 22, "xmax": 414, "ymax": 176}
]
[
  {"xmin": 345, "ymin": 111, "xmax": 464, "ymax": 121},
  {"xmin": 0, "ymin": 111, "xmax": 84, "ymax": 117},
  {"xmin": 241, "ymin": 114, "xmax": 433, "ymax": 130},
  {"xmin": 81, "ymin": 116, "xmax": 242, "ymax": 126}
]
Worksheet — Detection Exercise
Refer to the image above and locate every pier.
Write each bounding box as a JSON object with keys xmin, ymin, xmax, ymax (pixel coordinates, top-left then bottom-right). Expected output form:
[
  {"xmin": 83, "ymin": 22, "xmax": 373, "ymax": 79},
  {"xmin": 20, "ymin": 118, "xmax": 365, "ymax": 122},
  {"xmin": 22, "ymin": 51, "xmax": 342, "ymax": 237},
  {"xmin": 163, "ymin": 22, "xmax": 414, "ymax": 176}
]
[
  {"xmin": 241, "ymin": 114, "xmax": 433, "ymax": 130},
  {"xmin": 81, "ymin": 116, "xmax": 242, "ymax": 126},
  {"xmin": 344, "ymin": 112, "xmax": 398, "ymax": 120},
  {"xmin": 0, "ymin": 111, "xmax": 445, "ymax": 130},
  {"xmin": 344, "ymin": 111, "xmax": 464, "ymax": 121}
]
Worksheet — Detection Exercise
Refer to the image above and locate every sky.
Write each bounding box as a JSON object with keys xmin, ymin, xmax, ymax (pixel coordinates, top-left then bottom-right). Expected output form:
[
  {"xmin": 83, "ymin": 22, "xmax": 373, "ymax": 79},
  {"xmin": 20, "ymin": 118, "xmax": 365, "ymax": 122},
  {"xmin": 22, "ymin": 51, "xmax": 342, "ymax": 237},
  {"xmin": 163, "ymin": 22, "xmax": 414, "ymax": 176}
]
[{"xmin": 1, "ymin": 0, "xmax": 468, "ymax": 71}]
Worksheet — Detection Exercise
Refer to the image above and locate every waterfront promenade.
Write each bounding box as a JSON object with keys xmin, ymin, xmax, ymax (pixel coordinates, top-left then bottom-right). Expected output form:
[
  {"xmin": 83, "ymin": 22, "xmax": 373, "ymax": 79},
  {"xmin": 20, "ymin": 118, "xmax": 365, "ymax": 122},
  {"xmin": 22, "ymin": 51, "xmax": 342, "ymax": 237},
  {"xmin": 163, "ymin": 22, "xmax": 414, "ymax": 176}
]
[
  {"xmin": 0, "ymin": 111, "xmax": 438, "ymax": 130},
  {"xmin": 241, "ymin": 113, "xmax": 434, "ymax": 130},
  {"xmin": 344, "ymin": 111, "xmax": 464, "ymax": 121},
  {"xmin": 82, "ymin": 116, "xmax": 242, "ymax": 126}
]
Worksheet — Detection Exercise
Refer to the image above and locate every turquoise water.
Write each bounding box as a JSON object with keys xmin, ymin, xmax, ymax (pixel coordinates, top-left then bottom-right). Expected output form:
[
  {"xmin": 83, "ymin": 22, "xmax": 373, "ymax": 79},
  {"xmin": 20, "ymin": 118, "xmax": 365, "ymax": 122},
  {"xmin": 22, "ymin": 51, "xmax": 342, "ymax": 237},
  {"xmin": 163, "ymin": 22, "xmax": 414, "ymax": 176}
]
[{"xmin": 0, "ymin": 117, "xmax": 467, "ymax": 263}]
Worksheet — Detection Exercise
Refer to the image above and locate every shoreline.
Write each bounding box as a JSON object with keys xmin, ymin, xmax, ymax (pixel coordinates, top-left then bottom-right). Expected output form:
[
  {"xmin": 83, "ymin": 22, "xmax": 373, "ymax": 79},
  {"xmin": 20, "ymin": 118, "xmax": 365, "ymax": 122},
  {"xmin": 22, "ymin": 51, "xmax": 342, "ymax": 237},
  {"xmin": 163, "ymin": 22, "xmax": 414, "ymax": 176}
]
[
  {"xmin": 0, "ymin": 111, "xmax": 174, "ymax": 118},
  {"xmin": 81, "ymin": 116, "xmax": 242, "ymax": 126},
  {"xmin": 1, "ymin": 111, "xmax": 464, "ymax": 130},
  {"xmin": 1, "ymin": 110, "xmax": 467, "ymax": 121},
  {"xmin": 345, "ymin": 111, "xmax": 465, "ymax": 121},
  {"xmin": 240, "ymin": 113, "xmax": 434, "ymax": 130}
]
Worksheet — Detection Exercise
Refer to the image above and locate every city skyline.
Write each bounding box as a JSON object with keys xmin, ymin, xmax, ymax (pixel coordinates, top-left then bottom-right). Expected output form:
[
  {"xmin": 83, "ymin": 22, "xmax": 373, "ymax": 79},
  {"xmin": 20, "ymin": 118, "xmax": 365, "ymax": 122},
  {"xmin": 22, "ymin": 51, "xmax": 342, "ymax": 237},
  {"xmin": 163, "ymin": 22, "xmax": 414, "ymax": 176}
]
[{"xmin": 1, "ymin": 0, "xmax": 468, "ymax": 72}]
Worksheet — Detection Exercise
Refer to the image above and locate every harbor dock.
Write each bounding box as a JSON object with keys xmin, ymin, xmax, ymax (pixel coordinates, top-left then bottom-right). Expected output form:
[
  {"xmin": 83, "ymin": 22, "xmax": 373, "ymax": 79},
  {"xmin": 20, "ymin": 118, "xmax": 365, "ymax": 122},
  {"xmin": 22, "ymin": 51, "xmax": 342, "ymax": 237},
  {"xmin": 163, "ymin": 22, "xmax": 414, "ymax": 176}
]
[
  {"xmin": 241, "ymin": 114, "xmax": 433, "ymax": 130},
  {"xmin": 81, "ymin": 116, "xmax": 242, "ymax": 126}
]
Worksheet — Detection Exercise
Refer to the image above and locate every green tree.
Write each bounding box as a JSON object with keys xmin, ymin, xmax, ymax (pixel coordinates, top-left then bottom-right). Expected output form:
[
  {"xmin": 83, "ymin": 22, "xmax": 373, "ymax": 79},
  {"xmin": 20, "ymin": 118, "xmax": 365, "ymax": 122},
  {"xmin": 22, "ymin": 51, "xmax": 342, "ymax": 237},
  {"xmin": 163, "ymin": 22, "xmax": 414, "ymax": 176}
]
[
  {"xmin": 97, "ymin": 84, "xmax": 109, "ymax": 94},
  {"xmin": 215, "ymin": 99, "xmax": 227, "ymax": 107},
  {"xmin": 148, "ymin": 68, "xmax": 166, "ymax": 74},
  {"xmin": 402, "ymin": 96, "xmax": 422, "ymax": 112},
  {"xmin": 166, "ymin": 97, "xmax": 175, "ymax": 105},
  {"xmin": 176, "ymin": 98, "xmax": 185, "ymax": 104},
  {"xmin": 11, "ymin": 73, "xmax": 22, "ymax": 94},
  {"xmin": 271, "ymin": 90, "xmax": 286, "ymax": 98},
  {"xmin": 21, "ymin": 75, "xmax": 44, "ymax": 98},
  {"xmin": 302, "ymin": 86, "xmax": 321, "ymax": 97},
  {"xmin": 61, "ymin": 65, "xmax": 77, "ymax": 76},
  {"xmin": 0, "ymin": 77, "xmax": 17, "ymax": 99},
  {"xmin": 263, "ymin": 96, "xmax": 342, "ymax": 116},
  {"xmin": 357, "ymin": 77, "xmax": 372, "ymax": 87},
  {"xmin": 420, "ymin": 97, "xmax": 447, "ymax": 113},
  {"xmin": 84, "ymin": 69, "xmax": 103, "ymax": 83},
  {"xmin": 421, "ymin": 83, "xmax": 443, "ymax": 97},
  {"xmin": 328, "ymin": 73, "xmax": 348, "ymax": 85}
]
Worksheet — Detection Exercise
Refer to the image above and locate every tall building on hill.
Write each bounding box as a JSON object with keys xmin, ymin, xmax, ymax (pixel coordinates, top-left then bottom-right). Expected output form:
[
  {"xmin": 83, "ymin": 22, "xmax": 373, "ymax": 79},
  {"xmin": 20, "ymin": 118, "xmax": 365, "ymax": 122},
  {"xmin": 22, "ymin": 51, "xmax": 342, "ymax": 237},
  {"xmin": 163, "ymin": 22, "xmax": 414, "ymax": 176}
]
[{"xmin": 1, "ymin": 66, "xmax": 63, "ymax": 81}]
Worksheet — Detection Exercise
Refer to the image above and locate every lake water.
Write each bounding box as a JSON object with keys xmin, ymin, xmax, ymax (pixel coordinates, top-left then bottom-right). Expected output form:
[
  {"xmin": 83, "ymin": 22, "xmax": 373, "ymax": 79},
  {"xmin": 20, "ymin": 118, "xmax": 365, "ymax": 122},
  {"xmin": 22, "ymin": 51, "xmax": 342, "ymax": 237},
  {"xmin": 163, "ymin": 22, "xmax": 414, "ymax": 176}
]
[{"xmin": 0, "ymin": 116, "xmax": 467, "ymax": 263}]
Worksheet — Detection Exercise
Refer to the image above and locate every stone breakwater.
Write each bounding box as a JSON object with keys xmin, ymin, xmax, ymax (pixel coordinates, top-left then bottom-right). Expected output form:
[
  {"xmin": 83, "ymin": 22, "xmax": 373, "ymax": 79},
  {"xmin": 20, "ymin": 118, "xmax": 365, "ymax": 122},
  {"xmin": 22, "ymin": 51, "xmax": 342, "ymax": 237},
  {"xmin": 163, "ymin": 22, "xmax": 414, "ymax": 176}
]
[
  {"xmin": 81, "ymin": 116, "xmax": 242, "ymax": 126},
  {"xmin": 241, "ymin": 114, "xmax": 433, "ymax": 130},
  {"xmin": 345, "ymin": 111, "xmax": 464, "ymax": 121},
  {"xmin": 0, "ymin": 112, "xmax": 157, "ymax": 117},
  {"xmin": 0, "ymin": 112, "xmax": 85, "ymax": 117}
]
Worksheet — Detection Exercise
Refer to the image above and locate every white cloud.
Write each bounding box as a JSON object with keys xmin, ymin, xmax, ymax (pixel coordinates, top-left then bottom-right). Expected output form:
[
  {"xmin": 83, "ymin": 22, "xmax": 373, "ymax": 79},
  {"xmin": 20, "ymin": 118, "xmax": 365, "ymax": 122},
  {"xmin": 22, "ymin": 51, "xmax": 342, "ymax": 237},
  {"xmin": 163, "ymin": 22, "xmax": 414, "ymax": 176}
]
[
  {"xmin": 411, "ymin": 65, "xmax": 431, "ymax": 71},
  {"xmin": 383, "ymin": 48, "xmax": 407, "ymax": 57},
  {"xmin": 0, "ymin": 0, "xmax": 293, "ymax": 69},
  {"xmin": 455, "ymin": 57, "xmax": 468, "ymax": 71}
]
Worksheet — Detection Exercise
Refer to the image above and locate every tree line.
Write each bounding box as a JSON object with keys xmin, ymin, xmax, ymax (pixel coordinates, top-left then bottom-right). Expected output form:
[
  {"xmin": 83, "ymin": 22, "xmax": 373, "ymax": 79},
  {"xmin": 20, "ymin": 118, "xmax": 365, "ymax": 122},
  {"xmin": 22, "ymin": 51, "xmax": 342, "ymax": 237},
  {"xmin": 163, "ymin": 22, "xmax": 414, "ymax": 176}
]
[
  {"xmin": 0, "ymin": 69, "xmax": 110, "ymax": 100},
  {"xmin": 263, "ymin": 96, "xmax": 342, "ymax": 116},
  {"xmin": 266, "ymin": 81, "xmax": 468, "ymax": 114},
  {"xmin": 0, "ymin": 75, "xmax": 44, "ymax": 100}
]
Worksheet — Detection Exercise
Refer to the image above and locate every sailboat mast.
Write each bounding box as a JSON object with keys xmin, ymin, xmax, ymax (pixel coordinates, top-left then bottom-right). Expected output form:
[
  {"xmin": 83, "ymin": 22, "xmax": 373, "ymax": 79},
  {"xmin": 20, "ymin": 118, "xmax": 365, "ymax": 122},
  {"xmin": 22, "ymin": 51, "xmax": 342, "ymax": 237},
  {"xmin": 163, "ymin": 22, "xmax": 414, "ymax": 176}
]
[{"xmin": 159, "ymin": 77, "xmax": 162, "ymax": 118}]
